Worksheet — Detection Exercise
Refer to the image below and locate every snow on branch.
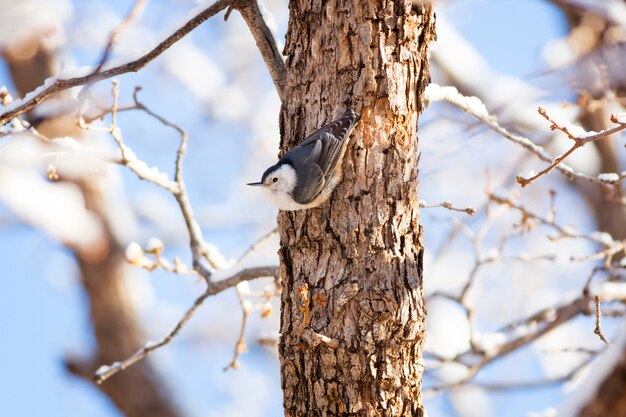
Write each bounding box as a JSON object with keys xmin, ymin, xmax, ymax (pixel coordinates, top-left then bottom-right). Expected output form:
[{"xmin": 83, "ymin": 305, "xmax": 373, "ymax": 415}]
[
  {"xmin": 78, "ymin": 80, "xmax": 280, "ymax": 384},
  {"xmin": 424, "ymin": 190, "xmax": 626, "ymax": 393},
  {"xmin": 516, "ymin": 108, "xmax": 626, "ymax": 187},
  {"xmin": 94, "ymin": 265, "xmax": 278, "ymax": 384},
  {"xmin": 424, "ymin": 84, "xmax": 626, "ymax": 187},
  {"xmin": 0, "ymin": 2, "xmax": 285, "ymax": 387},
  {"xmin": 0, "ymin": 0, "xmax": 286, "ymax": 126},
  {"xmin": 419, "ymin": 199, "xmax": 476, "ymax": 215}
]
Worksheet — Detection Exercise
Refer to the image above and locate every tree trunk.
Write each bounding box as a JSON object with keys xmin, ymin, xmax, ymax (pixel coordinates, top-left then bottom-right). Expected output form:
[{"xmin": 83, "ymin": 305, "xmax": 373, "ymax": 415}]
[
  {"xmin": 574, "ymin": 337, "xmax": 626, "ymax": 417},
  {"xmin": 277, "ymin": 1, "xmax": 435, "ymax": 416}
]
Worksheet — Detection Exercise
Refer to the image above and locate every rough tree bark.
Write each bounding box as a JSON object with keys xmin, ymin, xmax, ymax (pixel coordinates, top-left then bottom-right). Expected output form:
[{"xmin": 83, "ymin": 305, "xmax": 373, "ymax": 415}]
[{"xmin": 278, "ymin": 1, "xmax": 435, "ymax": 416}]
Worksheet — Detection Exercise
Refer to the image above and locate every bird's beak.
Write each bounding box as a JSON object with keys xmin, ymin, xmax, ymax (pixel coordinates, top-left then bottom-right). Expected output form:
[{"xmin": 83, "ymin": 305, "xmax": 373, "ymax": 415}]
[{"xmin": 246, "ymin": 181, "xmax": 264, "ymax": 186}]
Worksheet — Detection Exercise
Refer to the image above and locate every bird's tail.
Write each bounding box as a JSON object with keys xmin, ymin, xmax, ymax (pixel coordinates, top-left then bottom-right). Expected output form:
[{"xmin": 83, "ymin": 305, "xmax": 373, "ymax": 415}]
[{"xmin": 329, "ymin": 109, "xmax": 360, "ymax": 142}]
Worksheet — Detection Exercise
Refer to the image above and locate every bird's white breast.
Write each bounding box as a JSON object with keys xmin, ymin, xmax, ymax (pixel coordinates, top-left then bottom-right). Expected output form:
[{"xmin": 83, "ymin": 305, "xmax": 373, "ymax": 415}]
[{"xmin": 263, "ymin": 188, "xmax": 311, "ymax": 211}]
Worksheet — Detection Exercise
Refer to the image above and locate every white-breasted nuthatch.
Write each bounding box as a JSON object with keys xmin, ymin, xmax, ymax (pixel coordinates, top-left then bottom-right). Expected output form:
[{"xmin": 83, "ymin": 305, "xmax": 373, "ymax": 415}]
[{"xmin": 247, "ymin": 109, "xmax": 361, "ymax": 211}]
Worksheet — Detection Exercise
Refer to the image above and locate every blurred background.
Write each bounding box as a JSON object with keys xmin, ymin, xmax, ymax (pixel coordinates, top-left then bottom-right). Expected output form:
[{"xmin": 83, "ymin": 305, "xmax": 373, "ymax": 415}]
[{"xmin": 0, "ymin": 0, "xmax": 624, "ymax": 416}]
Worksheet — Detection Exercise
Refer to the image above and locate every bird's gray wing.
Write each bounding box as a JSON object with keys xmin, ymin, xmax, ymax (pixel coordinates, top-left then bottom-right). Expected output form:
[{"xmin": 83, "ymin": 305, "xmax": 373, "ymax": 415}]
[
  {"xmin": 316, "ymin": 131, "xmax": 345, "ymax": 178},
  {"xmin": 284, "ymin": 133, "xmax": 340, "ymax": 205},
  {"xmin": 292, "ymin": 162, "xmax": 325, "ymax": 205},
  {"xmin": 286, "ymin": 109, "xmax": 361, "ymax": 204},
  {"xmin": 283, "ymin": 137, "xmax": 322, "ymax": 166},
  {"xmin": 292, "ymin": 109, "xmax": 360, "ymax": 178}
]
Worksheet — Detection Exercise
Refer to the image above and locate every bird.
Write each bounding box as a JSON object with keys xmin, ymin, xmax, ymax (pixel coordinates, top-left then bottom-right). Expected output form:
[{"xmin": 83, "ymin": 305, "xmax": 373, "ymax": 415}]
[{"xmin": 247, "ymin": 109, "xmax": 361, "ymax": 211}]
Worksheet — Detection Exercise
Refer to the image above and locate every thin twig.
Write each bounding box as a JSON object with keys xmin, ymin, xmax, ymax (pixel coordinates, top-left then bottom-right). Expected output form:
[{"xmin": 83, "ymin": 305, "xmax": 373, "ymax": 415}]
[
  {"xmin": 237, "ymin": 227, "xmax": 278, "ymax": 264},
  {"xmin": 424, "ymin": 84, "xmax": 626, "ymax": 187},
  {"xmin": 594, "ymin": 295, "xmax": 611, "ymax": 345},
  {"xmin": 223, "ymin": 284, "xmax": 250, "ymax": 371},
  {"xmin": 460, "ymin": 351, "xmax": 603, "ymax": 391},
  {"xmin": 98, "ymin": 83, "xmax": 179, "ymax": 193},
  {"xmin": 76, "ymin": 0, "xmax": 148, "ymax": 117},
  {"xmin": 516, "ymin": 107, "xmax": 626, "ymax": 187},
  {"xmin": 94, "ymin": 265, "xmax": 278, "ymax": 384},
  {"xmin": 0, "ymin": 0, "xmax": 233, "ymax": 125},
  {"xmin": 419, "ymin": 199, "xmax": 476, "ymax": 215},
  {"xmin": 131, "ymin": 87, "xmax": 188, "ymax": 184},
  {"xmin": 223, "ymin": 228, "xmax": 280, "ymax": 370},
  {"xmin": 90, "ymin": 0, "xmax": 149, "ymax": 79},
  {"xmin": 428, "ymin": 297, "xmax": 587, "ymax": 392},
  {"xmin": 82, "ymin": 104, "xmax": 139, "ymax": 123},
  {"xmin": 489, "ymin": 192, "xmax": 620, "ymax": 248}
]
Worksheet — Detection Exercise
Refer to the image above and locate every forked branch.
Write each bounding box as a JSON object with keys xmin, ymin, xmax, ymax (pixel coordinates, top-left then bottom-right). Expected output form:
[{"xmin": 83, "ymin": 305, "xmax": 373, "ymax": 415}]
[
  {"xmin": 0, "ymin": 0, "xmax": 285, "ymax": 125},
  {"xmin": 87, "ymin": 81, "xmax": 280, "ymax": 384},
  {"xmin": 95, "ymin": 265, "xmax": 279, "ymax": 384},
  {"xmin": 424, "ymin": 84, "xmax": 626, "ymax": 187},
  {"xmin": 516, "ymin": 107, "xmax": 626, "ymax": 187}
]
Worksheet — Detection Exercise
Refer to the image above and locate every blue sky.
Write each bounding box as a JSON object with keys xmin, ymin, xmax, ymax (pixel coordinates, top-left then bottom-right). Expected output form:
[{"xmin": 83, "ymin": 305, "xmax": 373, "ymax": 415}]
[{"xmin": 0, "ymin": 1, "xmax": 575, "ymax": 416}]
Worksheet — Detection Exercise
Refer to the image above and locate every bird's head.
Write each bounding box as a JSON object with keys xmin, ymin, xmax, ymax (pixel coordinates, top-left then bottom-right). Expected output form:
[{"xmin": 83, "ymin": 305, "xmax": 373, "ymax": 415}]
[{"xmin": 247, "ymin": 162, "xmax": 297, "ymax": 194}]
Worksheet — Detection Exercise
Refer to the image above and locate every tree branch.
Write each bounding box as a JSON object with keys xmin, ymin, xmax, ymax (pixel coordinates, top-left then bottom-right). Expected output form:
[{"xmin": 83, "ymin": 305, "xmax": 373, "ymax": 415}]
[
  {"xmin": 0, "ymin": 0, "xmax": 287, "ymax": 126},
  {"xmin": 0, "ymin": 0, "xmax": 232, "ymax": 125},
  {"xmin": 88, "ymin": 0, "xmax": 148, "ymax": 80},
  {"xmin": 516, "ymin": 107, "xmax": 626, "ymax": 187},
  {"xmin": 424, "ymin": 84, "xmax": 626, "ymax": 187},
  {"xmin": 419, "ymin": 199, "xmax": 476, "ymax": 215},
  {"xmin": 84, "ymin": 81, "xmax": 280, "ymax": 383},
  {"xmin": 235, "ymin": 0, "xmax": 285, "ymax": 100},
  {"xmin": 594, "ymin": 295, "xmax": 611, "ymax": 345},
  {"xmin": 94, "ymin": 265, "xmax": 279, "ymax": 384}
]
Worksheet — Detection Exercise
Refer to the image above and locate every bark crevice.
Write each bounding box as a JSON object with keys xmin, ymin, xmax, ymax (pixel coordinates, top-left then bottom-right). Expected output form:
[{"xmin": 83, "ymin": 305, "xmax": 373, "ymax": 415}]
[{"xmin": 278, "ymin": 1, "xmax": 435, "ymax": 415}]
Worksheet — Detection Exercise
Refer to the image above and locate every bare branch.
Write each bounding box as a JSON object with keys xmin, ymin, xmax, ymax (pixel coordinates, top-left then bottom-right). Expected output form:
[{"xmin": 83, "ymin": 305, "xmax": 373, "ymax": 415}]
[
  {"xmin": 488, "ymin": 192, "xmax": 622, "ymax": 250},
  {"xmin": 0, "ymin": 0, "xmax": 233, "ymax": 125},
  {"xmin": 235, "ymin": 0, "xmax": 285, "ymax": 100},
  {"xmin": 89, "ymin": 0, "xmax": 149, "ymax": 79},
  {"xmin": 237, "ymin": 227, "xmax": 278, "ymax": 264},
  {"xmin": 82, "ymin": 103, "xmax": 139, "ymax": 123},
  {"xmin": 429, "ymin": 265, "xmax": 626, "ymax": 392},
  {"xmin": 125, "ymin": 240, "xmax": 197, "ymax": 275},
  {"xmin": 86, "ymin": 83, "xmax": 181, "ymax": 193},
  {"xmin": 222, "ymin": 229, "xmax": 279, "ymax": 370},
  {"xmin": 223, "ymin": 284, "xmax": 251, "ymax": 371},
  {"xmin": 466, "ymin": 350, "xmax": 603, "ymax": 391},
  {"xmin": 594, "ymin": 295, "xmax": 611, "ymax": 345},
  {"xmin": 428, "ymin": 296, "xmax": 587, "ymax": 392},
  {"xmin": 130, "ymin": 87, "xmax": 188, "ymax": 184},
  {"xmin": 419, "ymin": 199, "xmax": 476, "ymax": 215},
  {"xmin": 516, "ymin": 107, "xmax": 626, "ymax": 187},
  {"xmin": 424, "ymin": 84, "xmax": 626, "ymax": 187},
  {"xmin": 0, "ymin": 0, "xmax": 288, "ymax": 126},
  {"xmin": 94, "ymin": 265, "xmax": 278, "ymax": 384}
]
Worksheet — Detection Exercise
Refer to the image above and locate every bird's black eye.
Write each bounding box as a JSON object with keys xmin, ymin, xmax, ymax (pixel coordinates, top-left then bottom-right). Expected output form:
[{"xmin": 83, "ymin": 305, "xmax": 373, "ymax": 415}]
[{"xmin": 272, "ymin": 177, "xmax": 278, "ymax": 183}]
